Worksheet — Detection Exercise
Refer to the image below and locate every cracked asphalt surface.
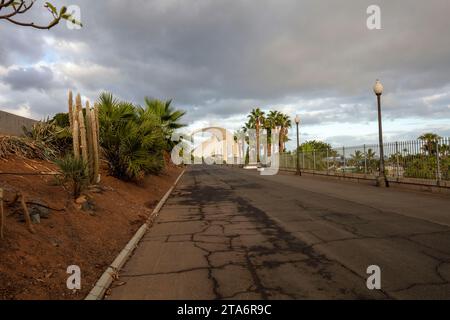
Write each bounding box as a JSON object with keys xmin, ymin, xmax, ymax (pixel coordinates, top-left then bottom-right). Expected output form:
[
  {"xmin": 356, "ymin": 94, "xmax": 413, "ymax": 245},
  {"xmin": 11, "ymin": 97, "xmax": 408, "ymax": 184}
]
[{"xmin": 108, "ymin": 165, "xmax": 450, "ymax": 299}]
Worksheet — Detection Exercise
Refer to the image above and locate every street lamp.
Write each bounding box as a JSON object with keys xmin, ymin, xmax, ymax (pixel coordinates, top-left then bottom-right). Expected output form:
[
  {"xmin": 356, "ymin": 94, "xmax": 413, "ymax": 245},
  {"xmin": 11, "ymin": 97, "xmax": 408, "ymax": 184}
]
[
  {"xmin": 373, "ymin": 80, "xmax": 389, "ymax": 187},
  {"xmin": 295, "ymin": 114, "xmax": 301, "ymax": 176}
]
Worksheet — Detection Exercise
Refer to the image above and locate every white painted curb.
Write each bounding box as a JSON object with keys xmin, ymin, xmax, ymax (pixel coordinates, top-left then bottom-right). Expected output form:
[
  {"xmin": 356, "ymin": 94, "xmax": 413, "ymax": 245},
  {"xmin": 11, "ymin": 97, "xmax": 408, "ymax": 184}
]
[{"xmin": 85, "ymin": 168, "xmax": 186, "ymax": 300}]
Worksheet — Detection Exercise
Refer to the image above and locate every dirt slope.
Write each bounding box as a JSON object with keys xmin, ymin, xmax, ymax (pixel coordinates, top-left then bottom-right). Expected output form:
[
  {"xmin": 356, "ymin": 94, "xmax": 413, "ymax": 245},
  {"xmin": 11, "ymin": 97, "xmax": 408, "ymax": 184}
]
[{"xmin": 0, "ymin": 156, "xmax": 182, "ymax": 300}]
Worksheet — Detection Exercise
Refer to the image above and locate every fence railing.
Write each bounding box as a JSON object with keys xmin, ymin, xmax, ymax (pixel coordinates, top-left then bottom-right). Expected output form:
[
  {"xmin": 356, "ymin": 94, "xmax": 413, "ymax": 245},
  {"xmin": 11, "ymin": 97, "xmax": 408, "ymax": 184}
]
[{"xmin": 279, "ymin": 138, "xmax": 450, "ymax": 185}]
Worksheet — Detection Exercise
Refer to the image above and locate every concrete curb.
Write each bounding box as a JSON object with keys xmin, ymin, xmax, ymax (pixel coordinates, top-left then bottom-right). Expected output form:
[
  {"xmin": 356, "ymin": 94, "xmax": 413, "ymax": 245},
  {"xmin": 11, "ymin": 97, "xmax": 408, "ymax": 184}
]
[{"xmin": 85, "ymin": 168, "xmax": 186, "ymax": 300}]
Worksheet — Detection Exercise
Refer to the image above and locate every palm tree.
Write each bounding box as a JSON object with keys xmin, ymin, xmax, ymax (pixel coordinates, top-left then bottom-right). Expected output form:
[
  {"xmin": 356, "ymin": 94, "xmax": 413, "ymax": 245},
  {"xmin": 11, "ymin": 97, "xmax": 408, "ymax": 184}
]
[
  {"xmin": 365, "ymin": 148, "xmax": 377, "ymax": 173},
  {"xmin": 97, "ymin": 92, "xmax": 166, "ymax": 180},
  {"xmin": 141, "ymin": 98, "xmax": 186, "ymax": 148},
  {"xmin": 275, "ymin": 112, "xmax": 291, "ymax": 153},
  {"xmin": 247, "ymin": 108, "xmax": 265, "ymax": 163},
  {"xmin": 233, "ymin": 129, "xmax": 245, "ymax": 161},
  {"xmin": 242, "ymin": 121, "xmax": 252, "ymax": 165},
  {"xmin": 350, "ymin": 150, "xmax": 364, "ymax": 168},
  {"xmin": 418, "ymin": 133, "xmax": 442, "ymax": 156},
  {"xmin": 265, "ymin": 111, "xmax": 278, "ymax": 157}
]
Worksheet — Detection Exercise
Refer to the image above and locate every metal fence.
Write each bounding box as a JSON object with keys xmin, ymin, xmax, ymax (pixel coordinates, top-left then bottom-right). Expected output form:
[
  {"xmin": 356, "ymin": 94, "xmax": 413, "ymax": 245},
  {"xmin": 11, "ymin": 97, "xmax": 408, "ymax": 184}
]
[{"xmin": 279, "ymin": 138, "xmax": 450, "ymax": 184}]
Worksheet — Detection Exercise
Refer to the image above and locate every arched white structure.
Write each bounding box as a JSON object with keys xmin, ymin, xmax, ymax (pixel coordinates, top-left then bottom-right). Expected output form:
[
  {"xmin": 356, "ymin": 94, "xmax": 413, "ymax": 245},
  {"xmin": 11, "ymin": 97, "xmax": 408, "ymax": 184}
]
[{"xmin": 190, "ymin": 127, "xmax": 240, "ymax": 164}]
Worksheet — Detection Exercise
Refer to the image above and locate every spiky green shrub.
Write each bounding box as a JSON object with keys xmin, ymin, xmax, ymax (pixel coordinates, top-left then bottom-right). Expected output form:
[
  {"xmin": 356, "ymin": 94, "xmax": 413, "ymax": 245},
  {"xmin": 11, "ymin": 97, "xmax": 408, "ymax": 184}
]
[
  {"xmin": 23, "ymin": 118, "xmax": 72, "ymax": 156},
  {"xmin": 97, "ymin": 92, "xmax": 166, "ymax": 181},
  {"xmin": 55, "ymin": 155, "xmax": 88, "ymax": 198}
]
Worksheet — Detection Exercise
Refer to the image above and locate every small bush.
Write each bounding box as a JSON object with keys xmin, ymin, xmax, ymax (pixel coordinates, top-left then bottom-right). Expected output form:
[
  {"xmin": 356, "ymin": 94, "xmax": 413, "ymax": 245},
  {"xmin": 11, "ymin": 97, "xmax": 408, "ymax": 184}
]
[
  {"xmin": 52, "ymin": 113, "xmax": 71, "ymax": 128},
  {"xmin": 97, "ymin": 92, "xmax": 166, "ymax": 181},
  {"xmin": 55, "ymin": 155, "xmax": 88, "ymax": 198}
]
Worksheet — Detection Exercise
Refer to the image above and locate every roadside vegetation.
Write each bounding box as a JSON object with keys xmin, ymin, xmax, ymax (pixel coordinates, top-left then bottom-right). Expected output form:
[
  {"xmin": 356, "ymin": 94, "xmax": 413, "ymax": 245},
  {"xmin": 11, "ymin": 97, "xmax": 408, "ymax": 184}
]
[
  {"xmin": 282, "ymin": 133, "xmax": 450, "ymax": 180},
  {"xmin": 1, "ymin": 90, "xmax": 186, "ymax": 202},
  {"xmin": 236, "ymin": 109, "xmax": 449, "ymax": 180},
  {"xmin": 238, "ymin": 108, "xmax": 292, "ymax": 164},
  {"xmin": 0, "ymin": 90, "xmax": 186, "ymax": 299},
  {"xmin": 97, "ymin": 93, "xmax": 186, "ymax": 181}
]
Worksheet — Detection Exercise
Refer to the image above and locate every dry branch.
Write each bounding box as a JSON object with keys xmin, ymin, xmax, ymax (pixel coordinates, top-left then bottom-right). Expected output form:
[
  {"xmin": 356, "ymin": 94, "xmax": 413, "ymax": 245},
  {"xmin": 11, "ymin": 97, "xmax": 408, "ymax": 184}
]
[
  {"xmin": 0, "ymin": 135, "xmax": 55, "ymax": 160},
  {"xmin": 68, "ymin": 90, "xmax": 74, "ymax": 131},
  {"xmin": 18, "ymin": 192, "xmax": 35, "ymax": 234}
]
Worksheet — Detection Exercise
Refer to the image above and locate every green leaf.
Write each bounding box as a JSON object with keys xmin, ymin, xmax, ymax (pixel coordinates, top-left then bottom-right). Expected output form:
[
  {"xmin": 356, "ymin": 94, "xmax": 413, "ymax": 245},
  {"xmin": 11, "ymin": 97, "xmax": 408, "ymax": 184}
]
[
  {"xmin": 45, "ymin": 2, "xmax": 57, "ymax": 15},
  {"xmin": 61, "ymin": 14, "xmax": 83, "ymax": 27}
]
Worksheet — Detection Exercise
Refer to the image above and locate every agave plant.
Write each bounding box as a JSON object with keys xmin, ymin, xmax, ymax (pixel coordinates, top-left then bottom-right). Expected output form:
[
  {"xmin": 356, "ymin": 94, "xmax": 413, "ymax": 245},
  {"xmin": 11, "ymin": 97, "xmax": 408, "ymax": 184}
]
[
  {"xmin": 23, "ymin": 118, "xmax": 72, "ymax": 156},
  {"xmin": 55, "ymin": 154, "xmax": 88, "ymax": 198}
]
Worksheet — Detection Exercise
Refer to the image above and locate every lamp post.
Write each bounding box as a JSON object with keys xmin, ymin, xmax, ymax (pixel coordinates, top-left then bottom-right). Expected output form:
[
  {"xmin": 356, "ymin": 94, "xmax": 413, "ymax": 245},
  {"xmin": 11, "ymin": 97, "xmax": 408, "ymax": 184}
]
[
  {"xmin": 295, "ymin": 115, "xmax": 301, "ymax": 176},
  {"xmin": 373, "ymin": 80, "xmax": 389, "ymax": 187}
]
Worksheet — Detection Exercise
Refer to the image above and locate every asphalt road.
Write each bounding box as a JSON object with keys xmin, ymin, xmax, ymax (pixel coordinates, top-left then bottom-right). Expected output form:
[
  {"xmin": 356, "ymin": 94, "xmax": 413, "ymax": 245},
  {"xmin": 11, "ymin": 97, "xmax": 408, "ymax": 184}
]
[{"xmin": 108, "ymin": 165, "xmax": 450, "ymax": 299}]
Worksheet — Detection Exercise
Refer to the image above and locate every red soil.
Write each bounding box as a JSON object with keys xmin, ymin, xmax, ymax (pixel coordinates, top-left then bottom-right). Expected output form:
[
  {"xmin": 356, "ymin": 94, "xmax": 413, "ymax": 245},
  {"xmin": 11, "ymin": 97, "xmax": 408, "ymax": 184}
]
[{"xmin": 0, "ymin": 156, "xmax": 182, "ymax": 300}]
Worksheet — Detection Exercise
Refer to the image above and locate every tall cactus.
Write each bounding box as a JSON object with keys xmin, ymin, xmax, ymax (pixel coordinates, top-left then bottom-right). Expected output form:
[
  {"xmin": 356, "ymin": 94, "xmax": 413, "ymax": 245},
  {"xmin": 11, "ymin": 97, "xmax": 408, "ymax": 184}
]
[
  {"xmin": 91, "ymin": 105, "xmax": 100, "ymax": 183},
  {"xmin": 68, "ymin": 91, "xmax": 101, "ymax": 184},
  {"xmin": 75, "ymin": 93, "xmax": 82, "ymax": 114},
  {"xmin": 85, "ymin": 101, "xmax": 94, "ymax": 180},
  {"xmin": 72, "ymin": 93, "xmax": 83, "ymax": 160},
  {"xmin": 68, "ymin": 90, "xmax": 74, "ymax": 131},
  {"xmin": 73, "ymin": 118, "xmax": 80, "ymax": 160},
  {"xmin": 94, "ymin": 103, "xmax": 100, "ymax": 142},
  {"xmin": 78, "ymin": 110, "xmax": 89, "ymax": 176}
]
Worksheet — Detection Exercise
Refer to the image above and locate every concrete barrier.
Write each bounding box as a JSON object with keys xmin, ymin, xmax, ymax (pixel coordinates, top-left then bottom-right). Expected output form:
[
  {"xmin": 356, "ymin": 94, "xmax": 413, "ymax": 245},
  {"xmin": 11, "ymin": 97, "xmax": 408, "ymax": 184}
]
[{"xmin": 0, "ymin": 110, "xmax": 37, "ymax": 136}]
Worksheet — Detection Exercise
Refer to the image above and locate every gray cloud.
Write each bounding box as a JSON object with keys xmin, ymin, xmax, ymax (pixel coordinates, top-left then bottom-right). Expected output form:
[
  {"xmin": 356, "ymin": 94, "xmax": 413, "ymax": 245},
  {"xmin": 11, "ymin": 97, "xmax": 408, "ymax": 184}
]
[{"xmin": 2, "ymin": 66, "xmax": 54, "ymax": 91}]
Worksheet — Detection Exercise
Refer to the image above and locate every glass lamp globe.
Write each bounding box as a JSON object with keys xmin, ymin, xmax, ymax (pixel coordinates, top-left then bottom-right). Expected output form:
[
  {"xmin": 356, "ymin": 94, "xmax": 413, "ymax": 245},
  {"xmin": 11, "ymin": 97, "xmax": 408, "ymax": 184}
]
[{"xmin": 373, "ymin": 80, "xmax": 384, "ymax": 96}]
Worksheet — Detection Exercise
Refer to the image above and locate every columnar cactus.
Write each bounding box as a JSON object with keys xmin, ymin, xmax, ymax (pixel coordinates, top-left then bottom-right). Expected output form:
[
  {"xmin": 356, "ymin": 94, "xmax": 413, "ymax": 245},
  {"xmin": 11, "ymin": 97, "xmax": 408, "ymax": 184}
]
[
  {"xmin": 78, "ymin": 110, "xmax": 89, "ymax": 172},
  {"xmin": 91, "ymin": 105, "xmax": 100, "ymax": 183},
  {"xmin": 68, "ymin": 90, "xmax": 74, "ymax": 130},
  {"xmin": 73, "ymin": 118, "xmax": 80, "ymax": 160},
  {"xmin": 85, "ymin": 101, "xmax": 94, "ymax": 178},
  {"xmin": 68, "ymin": 91, "xmax": 101, "ymax": 184},
  {"xmin": 75, "ymin": 93, "xmax": 82, "ymax": 115}
]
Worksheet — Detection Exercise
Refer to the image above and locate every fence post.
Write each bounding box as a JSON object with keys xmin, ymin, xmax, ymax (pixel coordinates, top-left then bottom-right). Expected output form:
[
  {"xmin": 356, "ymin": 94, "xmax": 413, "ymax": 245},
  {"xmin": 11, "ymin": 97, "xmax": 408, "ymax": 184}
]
[
  {"xmin": 343, "ymin": 146, "xmax": 346, "ymax": 177},
  {"xmin": 326, "ymin": 148, "xmax": 329, "ymax": 175},
  {"xmin": 302, "ymin": 152, "xmax": 305, "ymax": 171},
  {"xmin": 395, "ymin": 141, "xmax": 400, "ymax": 180},
  {"xmin": 313, "ymin": 149, "xmax": 316, "ymax": 173},
  {"xmin": 436, "ymin": 139, "xmax": 441, "ymax": 186},
  {"xmin": 363, "ymin": 144, "xmax": 367, "ymax": 175}
]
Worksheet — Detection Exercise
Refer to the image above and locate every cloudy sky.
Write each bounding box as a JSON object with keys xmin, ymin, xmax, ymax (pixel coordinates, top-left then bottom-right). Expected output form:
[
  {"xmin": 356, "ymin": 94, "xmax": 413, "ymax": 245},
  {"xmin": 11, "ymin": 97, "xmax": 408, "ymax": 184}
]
[{"xmin": 1, "ymin": 0, "xmax": 450, "ymax": 149}]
